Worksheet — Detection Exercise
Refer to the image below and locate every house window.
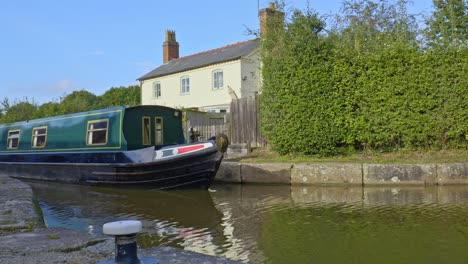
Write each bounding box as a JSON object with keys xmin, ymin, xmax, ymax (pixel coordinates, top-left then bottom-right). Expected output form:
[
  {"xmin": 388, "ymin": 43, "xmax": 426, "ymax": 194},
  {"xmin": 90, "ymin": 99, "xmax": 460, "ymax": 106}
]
[
  {"xmin": 7, "ymin": 130, "xmax": 20, "ymax": 149},
  {"xmin": 87, "ymin": 120, "xmax": 108, "ymax": 145},
  {"xmin": 213, "ymin": 70, "xmax": 224, "ymax": 90},
  {"xmin": 155, "ymin": 117, "xmax": 163, "ymax": 145},
  {"xmin": 153, "ymin": 82, "xmax": 161, "ymax": 98},
  {"xmin": 142, "ymin": 117, "xmax": 151, "ymax": 145},
  {"xmin": 32, "ymin": 127, "xmax": 47, "ymax": 148},
  {"xmin": 181, "ymin": 76, "xmax": 190, "ymax": 94}
]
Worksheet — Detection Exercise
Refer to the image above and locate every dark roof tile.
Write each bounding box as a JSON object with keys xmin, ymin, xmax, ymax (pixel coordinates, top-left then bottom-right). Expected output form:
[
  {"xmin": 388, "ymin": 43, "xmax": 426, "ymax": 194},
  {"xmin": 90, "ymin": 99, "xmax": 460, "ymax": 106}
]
[{"xmin": 138, "ymin": 39, "xmax": 260, "ymax": 81}]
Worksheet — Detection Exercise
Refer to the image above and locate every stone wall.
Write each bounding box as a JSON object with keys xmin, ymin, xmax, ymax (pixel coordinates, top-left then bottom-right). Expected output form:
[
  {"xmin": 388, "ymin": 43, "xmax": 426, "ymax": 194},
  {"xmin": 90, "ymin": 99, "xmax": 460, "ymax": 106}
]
[{"xmin": 215, "ymin": 161, "xmax": 468, "ymax": 186}]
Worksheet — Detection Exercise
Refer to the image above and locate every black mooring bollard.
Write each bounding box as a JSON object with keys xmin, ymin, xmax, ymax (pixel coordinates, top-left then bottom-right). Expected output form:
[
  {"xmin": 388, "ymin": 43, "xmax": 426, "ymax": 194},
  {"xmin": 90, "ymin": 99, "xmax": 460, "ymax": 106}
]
[{"xmin": 98, "ymin": 220, "xmax": 158, "ymax": 264}]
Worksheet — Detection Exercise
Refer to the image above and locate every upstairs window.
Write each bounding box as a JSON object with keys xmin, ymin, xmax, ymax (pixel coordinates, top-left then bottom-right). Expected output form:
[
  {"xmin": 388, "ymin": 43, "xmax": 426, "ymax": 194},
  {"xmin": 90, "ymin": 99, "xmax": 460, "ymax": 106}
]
[
  {"xmin": 32, "ymin": 127, "xmax": 47, "ymax": 148},
  {"xmin": 142, "ymin": 117, "xmax": 151, "ymax": 145},
  {"xmin": 155, "ymin": 117, "xmax": 163, "ymax": 145},
  {"xmin": 87, "ymin": 120, "xmax": 108, "ymax": 145},
  {"xmin": 213, "ymin": 70, "xmax": 224, "ymax": 90},
  {"xmin": 181, "ymin": 76, "xmax": 190, "ymax": 94},
  {"xmin": 153, "ymin": 82, "xmax": 161, "ymax": 98},
  {"xmin": 7, "ymin": 130, "xmax": 20, "ymax": 149}
]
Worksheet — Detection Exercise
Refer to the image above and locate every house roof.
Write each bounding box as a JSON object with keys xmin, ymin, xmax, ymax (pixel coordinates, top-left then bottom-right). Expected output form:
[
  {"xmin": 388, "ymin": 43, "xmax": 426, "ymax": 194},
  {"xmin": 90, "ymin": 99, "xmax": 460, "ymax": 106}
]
[{"xmin": 138, "ymin": 38, "xmax": 260, "ymax": 81}]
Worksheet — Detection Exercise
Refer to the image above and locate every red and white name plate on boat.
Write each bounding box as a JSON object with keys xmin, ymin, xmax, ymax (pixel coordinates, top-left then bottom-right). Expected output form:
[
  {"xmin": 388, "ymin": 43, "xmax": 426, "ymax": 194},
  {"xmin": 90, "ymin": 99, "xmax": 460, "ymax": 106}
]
[{"xmin": 154, "ymin": 142, "xmax": 214, "ymax": 160}]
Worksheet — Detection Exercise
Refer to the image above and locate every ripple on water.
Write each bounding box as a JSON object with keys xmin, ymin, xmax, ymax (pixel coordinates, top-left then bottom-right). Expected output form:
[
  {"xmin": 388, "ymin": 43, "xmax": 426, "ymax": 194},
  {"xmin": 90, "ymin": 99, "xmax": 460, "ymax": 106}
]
[{"xmin": 28, "ymin": 182, "xmax": 468, "ymax": 264}]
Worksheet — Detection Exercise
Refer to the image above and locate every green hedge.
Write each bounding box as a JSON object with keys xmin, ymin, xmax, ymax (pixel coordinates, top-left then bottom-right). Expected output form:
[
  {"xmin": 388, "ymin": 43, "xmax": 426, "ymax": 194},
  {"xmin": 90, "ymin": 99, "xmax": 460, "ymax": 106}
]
[
  {"xmin": 260, "ymin": 6, "xmax": 468, "ymax": 156},
  {"xmin": 339, "ymin": 47, "xmax": 468, "ymax": 151}
]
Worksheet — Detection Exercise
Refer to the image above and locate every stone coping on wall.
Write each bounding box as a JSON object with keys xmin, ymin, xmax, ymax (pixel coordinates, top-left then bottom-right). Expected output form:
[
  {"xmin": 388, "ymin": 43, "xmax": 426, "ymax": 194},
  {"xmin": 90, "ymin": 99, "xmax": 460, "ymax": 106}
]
[{"xmin": 215, "ymin": 161, "xmax": 468, "ymax": 185}]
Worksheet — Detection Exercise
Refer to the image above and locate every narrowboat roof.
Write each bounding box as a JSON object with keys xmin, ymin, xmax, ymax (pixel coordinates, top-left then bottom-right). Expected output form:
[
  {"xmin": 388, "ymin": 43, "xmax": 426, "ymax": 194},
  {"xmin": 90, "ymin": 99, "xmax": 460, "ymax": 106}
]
[
  {"xmin": 0, "ymin": 105, "xmax": 181, "ymax": 127},
  {"xmin": 0, "ymin": 105, "xmax": 185, "ymax": 153},
  {"xmin": 0, "ymin": 106, "xmax": 122, "ymax": 128}
]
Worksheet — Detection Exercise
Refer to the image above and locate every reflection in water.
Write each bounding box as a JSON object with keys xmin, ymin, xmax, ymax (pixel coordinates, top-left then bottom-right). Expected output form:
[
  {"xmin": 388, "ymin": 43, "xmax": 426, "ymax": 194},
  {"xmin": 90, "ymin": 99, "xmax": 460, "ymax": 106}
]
[
  {"xmin": 28, "ymin": 181, "xmax": 226, "ymax": 257},
  {"xmin": 27, "ymin": 181, "xmax": 468, "ymax": 264}
]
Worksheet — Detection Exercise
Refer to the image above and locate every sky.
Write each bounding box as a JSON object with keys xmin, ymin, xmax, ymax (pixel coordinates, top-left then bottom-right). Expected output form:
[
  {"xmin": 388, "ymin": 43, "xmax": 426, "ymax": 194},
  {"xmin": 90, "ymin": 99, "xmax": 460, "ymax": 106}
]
[{"xmin": 0, "ymin": 0, "xmax": 434, "ymax": 105}]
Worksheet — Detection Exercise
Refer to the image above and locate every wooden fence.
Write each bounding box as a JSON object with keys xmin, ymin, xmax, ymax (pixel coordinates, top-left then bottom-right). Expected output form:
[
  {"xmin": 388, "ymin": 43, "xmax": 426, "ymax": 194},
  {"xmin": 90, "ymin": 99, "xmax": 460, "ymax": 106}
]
[
  {"xmin": 183, "ymin": 110, "xmax": 228, "ymax": 142},
  {"xmin": 230, "ymin": 95, "xmax": 267, "ymax": 147},
  {"xmin": 182, "ymin": 96, "xmax": 266, "ymax": 147}
]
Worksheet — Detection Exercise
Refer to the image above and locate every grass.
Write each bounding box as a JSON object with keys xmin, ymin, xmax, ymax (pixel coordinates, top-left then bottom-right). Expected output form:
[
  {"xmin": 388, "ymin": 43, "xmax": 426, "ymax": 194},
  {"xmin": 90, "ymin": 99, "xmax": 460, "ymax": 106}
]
[
  {"xmin": 47, "ymin": 235, "xmax": 61, "ymax": 239},
  {"xmin": 229, "ymin": 148, "xmax": 468, "ymax": 164}
]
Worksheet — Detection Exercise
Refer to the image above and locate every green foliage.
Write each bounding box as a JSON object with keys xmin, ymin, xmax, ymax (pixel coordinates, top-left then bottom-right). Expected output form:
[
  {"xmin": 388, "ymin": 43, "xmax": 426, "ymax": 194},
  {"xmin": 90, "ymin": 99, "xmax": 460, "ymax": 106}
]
[
  {"xmin": 0, "ymin": 98, "xmax": 38, "ymax": 123},
  {"xmin": 260, "ymin": 0, "xmax": 468, "ymax": 156},
  {"xmin": 60, "ymin": 90, "xmax": 98, "ymax": 114},
  {"xmin": 0, "ymin": 85, "xmax": 141, "ymax": 124},
  {"xmin": 334, "ymin": 0, "xmax": 419, "ymax": 53},
  {"xmin": 261, "ymin": 7, "xmax": 342, "ymax": 155},
  {"xmin": 424, "ymin": 0, "xmax": 468, "ymax": 49},
  {"xmin": 96, "ymin": 85, "xmax": 141, "ymax": 108},
  {"xmin": 37, "ymin": 102, "xmax": 64, "ymax": 118}
]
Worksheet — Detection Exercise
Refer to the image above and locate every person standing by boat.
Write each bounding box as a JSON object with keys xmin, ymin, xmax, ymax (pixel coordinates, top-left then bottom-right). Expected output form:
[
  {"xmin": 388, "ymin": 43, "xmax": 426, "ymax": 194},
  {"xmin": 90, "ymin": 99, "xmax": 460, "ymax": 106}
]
[{"xmin": 189, "ymin": 127, "xmax": 200, "ymax": 143}]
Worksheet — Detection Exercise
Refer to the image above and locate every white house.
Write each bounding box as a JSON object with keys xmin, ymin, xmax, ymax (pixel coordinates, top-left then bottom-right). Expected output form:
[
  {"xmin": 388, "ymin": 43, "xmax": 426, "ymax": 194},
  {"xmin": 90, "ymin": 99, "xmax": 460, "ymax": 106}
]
[
  {"xmin": 138, "ymin": 34, "xmax": 260, "ymax": 113},
  {"xmin": 137, "ymin": 3, "xmax": 282, "ymax": 113}
]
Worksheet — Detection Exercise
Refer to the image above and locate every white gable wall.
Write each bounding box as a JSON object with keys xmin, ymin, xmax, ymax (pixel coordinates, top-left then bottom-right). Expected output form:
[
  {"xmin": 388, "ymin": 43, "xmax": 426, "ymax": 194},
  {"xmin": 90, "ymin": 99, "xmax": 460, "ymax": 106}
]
[{"xmin": 141, "ymin": 60, "xmax": 243, "ymax": 112}]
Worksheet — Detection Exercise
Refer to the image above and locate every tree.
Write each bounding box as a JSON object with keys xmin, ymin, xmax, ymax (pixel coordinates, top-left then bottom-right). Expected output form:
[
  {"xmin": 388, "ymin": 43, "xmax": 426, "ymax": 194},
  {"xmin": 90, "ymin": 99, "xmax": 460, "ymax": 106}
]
[
  {"xmin": 96, "ymin": 85, "xmax": 141, "ymax": 108},
  {"xmin": 0, "ymin": 84, "xmax": 142, "ymax": 124},
  {"xmin": 60, "ymin": 90, "xmax": 98, "ymax": 114},
  {"xmin": 333, "ymin": 0, "xmax": 419, "ymax": 53},
  {"xmin": 0, "ymin": 99, "xmax": 38, "ymax": 123},
  {"xmin": 37, "ymin": 102, "xmax": 63, "ymax": 118},
  {"xmin": 425, "ymin": 0, "xmax": 468, "ymax": 49},
  {"xmin": 0, "ymin": 98, "xmax": 8, "ymax": 123}
]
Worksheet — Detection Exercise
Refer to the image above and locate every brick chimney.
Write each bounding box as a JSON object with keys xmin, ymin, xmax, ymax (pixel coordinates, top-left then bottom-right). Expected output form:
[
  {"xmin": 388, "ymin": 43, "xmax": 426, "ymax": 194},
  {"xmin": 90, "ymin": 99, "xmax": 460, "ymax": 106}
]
[
  {"xmin": 258, "ymin": 2, "xmax": 284, "ymax": 37},
  {"xmin": 163, "ymin": 30, "xmax": 179, "ymax": 64}
]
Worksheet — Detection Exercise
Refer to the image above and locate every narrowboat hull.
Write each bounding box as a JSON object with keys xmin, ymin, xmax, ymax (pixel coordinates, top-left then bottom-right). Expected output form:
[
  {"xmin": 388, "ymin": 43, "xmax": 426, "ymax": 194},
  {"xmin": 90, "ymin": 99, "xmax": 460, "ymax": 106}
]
[{"xmin": 0, "ymin": 142, "xmax": 223, "ymax": 190}]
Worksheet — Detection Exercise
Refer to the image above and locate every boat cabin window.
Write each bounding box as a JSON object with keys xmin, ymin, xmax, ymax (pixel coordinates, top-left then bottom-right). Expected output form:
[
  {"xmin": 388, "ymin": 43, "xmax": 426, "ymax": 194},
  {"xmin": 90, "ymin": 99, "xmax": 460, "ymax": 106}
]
[
  {"xmin": 7, "ymin": 130, "xmax": 20, "ymax": 149},
  {"xmin": 32, "ymin": 127, "xmax": 47, "ymax": 148},
  {"xmin": 142, "ymin": 117, "xmax": 151, "ymax": 145},
  {"xmin": 87, "ymin": 120, "xmax": 108, "ymax": 145},
  {"xmin": 155, "ymin": 117, "xmax": 163, "ymax": 145}
]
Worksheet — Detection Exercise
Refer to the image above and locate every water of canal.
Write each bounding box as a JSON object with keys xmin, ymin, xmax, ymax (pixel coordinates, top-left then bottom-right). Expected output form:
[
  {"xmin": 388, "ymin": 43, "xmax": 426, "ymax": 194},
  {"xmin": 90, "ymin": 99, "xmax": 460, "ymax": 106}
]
[{"xmin": 27, "ymin": 181, "xmax": 468, "ymax": 264}]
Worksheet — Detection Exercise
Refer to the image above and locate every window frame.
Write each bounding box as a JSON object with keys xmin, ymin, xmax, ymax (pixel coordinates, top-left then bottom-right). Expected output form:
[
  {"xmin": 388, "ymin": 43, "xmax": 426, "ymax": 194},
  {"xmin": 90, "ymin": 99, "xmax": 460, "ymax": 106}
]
[
  {"xmin": 7, "ymin": 130, "xmax": 20, "ymax": 150},
  {"xmin": 31, "ymin": 126, "xmax": 48, "ymax": 148},
  {"xmin": 153, "ymin": 81, "xmax": 161, "ymax": 99},
  {"xmin": 180, "ymin": 76, "xmax": 190, "ymax": 95},
  {"xmin": 212, "ymin": 69, "xmax": 224, "ymax": 90},
  {"xmin": 142, "ymin": 116, "xmax": 151, "ymax": 145},
  {"xmin": 86, "ymin": 119, "xmax": 109, "ymax": 146},
  {"xmin": 155, "ymin": 117, "xmax": 164, "ymax": 145}
]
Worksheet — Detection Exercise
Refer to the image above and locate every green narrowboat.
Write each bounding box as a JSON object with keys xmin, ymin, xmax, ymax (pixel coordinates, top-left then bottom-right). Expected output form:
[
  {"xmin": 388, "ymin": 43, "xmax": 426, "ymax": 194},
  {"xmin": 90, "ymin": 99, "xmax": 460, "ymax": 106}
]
[{"xmin": 0, "ymin": 105, "xmax": 226, "ymax": 189}]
